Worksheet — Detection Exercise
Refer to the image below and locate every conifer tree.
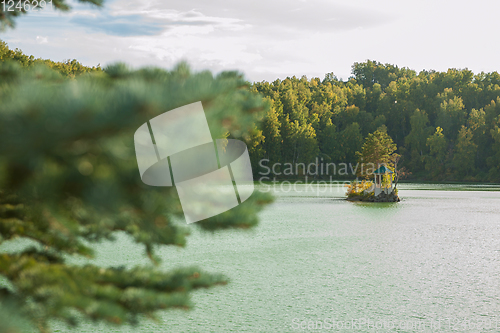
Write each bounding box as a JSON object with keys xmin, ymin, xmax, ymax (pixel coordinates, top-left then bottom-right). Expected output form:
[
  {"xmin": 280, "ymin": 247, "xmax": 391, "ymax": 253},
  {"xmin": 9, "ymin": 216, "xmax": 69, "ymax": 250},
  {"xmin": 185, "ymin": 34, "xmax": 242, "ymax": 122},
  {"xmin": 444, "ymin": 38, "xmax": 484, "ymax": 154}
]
[
  {"xmin": 261, "ymin": 100, "xmax": 282, "ymax": 170},
  {"xmin": 0, "ymin": 57, "xmax": 272, "ymax": 332}
]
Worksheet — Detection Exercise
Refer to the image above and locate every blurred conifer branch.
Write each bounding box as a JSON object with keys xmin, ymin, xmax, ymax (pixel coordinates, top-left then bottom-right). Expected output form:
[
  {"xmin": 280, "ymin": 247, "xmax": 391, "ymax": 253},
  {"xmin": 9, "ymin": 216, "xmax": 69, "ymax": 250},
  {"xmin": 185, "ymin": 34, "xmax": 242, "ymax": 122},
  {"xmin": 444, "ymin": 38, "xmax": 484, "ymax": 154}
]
[{"xmin": 0, "ymin": 41, "xmax": 273, "ymax": 332}]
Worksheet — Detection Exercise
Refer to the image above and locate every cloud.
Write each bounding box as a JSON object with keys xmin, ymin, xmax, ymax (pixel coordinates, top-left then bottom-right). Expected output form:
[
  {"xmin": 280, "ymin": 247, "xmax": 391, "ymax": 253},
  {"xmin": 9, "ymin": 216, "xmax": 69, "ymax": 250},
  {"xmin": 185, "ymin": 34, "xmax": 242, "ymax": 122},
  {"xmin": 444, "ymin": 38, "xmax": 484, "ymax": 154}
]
[
  {"xmin": 69, "ymin": 14, "xmax": 165, "ymax": 36},
  {"xmin": 67, "ymin": 5, "xmax": 248, "ymax": 37},
  {"xmin": 36, "ymin": 36, "xmax": 48, "ymax": 44},
  {"xmin": 115, "ymin": 0, "xmax": 393, "ymax": 34},
  {"xmin": 0, "ymin": 0, "xmax": 396, "ymax": 82},
  {"xmin": 6, "ymin": 0, "xmax": 500, "ymax": 84}
]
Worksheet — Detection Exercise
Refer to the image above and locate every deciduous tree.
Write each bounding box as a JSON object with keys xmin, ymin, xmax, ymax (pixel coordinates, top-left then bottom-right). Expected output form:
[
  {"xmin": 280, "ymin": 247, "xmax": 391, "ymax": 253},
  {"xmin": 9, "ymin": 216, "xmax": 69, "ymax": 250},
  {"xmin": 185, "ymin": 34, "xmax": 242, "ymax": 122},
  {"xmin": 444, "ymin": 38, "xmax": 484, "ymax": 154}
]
[
  {"xmin": 356, "ymin": 126, "xmax": 398, "ymax": 178},
  {"xmin": 425, "ymin": 127, "xmax": 448, "ymax": 178}
]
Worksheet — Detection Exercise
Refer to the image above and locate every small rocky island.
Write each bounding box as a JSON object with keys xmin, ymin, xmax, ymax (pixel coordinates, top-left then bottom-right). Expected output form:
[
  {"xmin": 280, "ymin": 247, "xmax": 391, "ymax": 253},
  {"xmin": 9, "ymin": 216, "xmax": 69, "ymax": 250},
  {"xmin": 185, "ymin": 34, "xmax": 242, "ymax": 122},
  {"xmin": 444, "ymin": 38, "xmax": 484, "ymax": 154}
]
[
  {"xmin": 347, "ymin": 190, "xmax": 400, "ymax": 202},
  {"xmin": 346, "ymin": 165, "xmax": 401, "ymax": 202}
]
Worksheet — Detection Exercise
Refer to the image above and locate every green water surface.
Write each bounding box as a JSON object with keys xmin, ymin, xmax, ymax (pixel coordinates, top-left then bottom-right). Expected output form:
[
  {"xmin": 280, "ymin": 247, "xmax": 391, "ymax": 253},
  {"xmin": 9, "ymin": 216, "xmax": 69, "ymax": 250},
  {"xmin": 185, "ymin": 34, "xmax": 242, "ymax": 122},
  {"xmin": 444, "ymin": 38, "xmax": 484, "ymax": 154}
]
[{"xmin": 5, "ymin": 184, "xmax": 500, "ymax": 332}]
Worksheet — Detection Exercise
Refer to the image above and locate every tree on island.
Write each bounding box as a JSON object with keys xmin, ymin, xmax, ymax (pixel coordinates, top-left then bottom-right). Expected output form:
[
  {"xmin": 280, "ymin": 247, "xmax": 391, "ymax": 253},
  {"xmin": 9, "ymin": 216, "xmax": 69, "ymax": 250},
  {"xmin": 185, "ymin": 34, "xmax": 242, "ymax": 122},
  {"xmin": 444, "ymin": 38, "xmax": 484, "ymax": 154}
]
[
  {"xmin": 0, "ymin": 46, "xmax": 272, "ymax": 332},
  {"xmin": 356, "ymin": 125, "xmax": 399, "ymax": 178},
  {"xmin": 346, "ymin": 126, "xmax": 401, "ymax": 199}
]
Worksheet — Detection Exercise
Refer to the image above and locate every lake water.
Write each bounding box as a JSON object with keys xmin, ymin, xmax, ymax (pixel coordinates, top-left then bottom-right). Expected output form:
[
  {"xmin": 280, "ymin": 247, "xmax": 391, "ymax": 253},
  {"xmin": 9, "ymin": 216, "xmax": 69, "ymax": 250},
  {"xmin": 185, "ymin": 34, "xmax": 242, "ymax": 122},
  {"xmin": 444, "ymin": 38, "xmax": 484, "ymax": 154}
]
[{"xmin": 9, "ymin": 184, "xmax": 500, "ymax": 332}]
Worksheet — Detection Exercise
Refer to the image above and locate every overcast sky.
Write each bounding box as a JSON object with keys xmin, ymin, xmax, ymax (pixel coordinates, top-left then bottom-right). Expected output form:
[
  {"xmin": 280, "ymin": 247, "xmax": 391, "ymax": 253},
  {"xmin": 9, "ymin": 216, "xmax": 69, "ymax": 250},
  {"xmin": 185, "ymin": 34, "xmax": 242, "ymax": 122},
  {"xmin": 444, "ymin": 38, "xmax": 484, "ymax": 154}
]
[{"xmin": 1, "ymin": 0, "xmax": 499, "ymax": 82}]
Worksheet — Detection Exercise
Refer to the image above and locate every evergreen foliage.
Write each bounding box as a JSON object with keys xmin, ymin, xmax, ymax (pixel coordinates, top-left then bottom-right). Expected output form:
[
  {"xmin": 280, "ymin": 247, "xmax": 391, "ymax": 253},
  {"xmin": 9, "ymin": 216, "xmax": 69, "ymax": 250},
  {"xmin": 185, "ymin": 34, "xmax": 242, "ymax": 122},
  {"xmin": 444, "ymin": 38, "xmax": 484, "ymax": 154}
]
[{"xmin": 0, "ymin": 43, "xmax": 272, "ymax": 332}]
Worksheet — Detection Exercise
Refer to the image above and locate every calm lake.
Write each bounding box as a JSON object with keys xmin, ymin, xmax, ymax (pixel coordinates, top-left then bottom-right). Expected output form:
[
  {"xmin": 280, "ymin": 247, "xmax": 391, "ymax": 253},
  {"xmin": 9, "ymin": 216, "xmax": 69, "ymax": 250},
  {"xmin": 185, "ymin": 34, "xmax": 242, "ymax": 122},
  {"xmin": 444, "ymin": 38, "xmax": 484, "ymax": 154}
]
[{"xmin": 13, "ymin": 184, "xmax": 500, "ymax": 332}]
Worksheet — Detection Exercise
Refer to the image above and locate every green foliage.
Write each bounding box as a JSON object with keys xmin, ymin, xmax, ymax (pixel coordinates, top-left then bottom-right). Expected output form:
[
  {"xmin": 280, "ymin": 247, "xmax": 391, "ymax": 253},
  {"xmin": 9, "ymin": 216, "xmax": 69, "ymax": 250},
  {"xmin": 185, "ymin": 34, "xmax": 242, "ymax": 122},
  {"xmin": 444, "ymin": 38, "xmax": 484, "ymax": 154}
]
[
  {"xmin": 0, "ymin": 40, "xmax": 102, "ymax": 77},
  {"xmin": 436, "ymin": 96, "xmax": 466, "ymax": 141},
  {"xmin": 244, "ymin": 124, "xmax": 266, "ymax": 178},
  {"xmin": 487, "ymin": 115, "xmax": 500, "ymax": 181},
  {"xmin": 405, "ymin": 109, "xmax": 432, "ymax": 171},
  {"xmin": 0, "ymin": 47, "xmax": 273, "ymax": 331},
  {"xmin": 345, "ymin": 180, "xmax": 374, "ymax": 199},
  {"xmin": 425, "ymin": 127, "xmax": 448, "ymax": 178},
  {"xmin": 318, "ymin": 118, "xmax": 341, "ymax": 163},
  {"xmin": 453, "ymin": 126, "xmax": 477, "ymax": 177},
  {"xmin": 261, "ymin": 99, "xmax": 282, "ymax": 168},
  {"xmin": 356, "ymin": 126, "xmax": 398, "ymax": 178},
  {"xmin": 250, "ymin": 61, "xmax": 500, "ymax": 182}
]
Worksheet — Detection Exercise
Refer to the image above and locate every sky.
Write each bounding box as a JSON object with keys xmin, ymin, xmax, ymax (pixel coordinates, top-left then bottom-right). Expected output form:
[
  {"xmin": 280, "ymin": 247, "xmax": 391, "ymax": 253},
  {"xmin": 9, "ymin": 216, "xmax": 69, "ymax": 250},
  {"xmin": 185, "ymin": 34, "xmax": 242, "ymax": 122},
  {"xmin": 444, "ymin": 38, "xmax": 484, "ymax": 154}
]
[{"xmin": 1, "ymin": 0, "xmax": 500, "ymax": 83}]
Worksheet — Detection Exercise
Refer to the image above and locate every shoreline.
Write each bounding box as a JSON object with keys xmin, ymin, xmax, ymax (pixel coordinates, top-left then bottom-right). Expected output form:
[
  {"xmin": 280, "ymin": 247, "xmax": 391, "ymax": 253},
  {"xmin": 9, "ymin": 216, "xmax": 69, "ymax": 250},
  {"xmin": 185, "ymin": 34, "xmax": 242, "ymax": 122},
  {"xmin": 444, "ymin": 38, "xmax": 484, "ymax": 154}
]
[{"xmin": 254, "ymin": 179, "xmax": 500, "ymax": 186}]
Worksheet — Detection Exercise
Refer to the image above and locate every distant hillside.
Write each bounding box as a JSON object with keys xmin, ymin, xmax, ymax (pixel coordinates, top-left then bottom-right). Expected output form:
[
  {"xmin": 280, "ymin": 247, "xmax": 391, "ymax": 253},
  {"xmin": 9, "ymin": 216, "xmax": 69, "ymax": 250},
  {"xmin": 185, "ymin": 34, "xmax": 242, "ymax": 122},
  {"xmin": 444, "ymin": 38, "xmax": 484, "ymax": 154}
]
[
  {"xmin": 2, "ymin": 41, "xmax": 500, "ymax": 182},
  {"xmin": 250, "ymin": 61, "xmax": 500, "ymax": 182},
  {"xmin": 0, "ymin": 39, "xmax": 101, "ymax": 77}
]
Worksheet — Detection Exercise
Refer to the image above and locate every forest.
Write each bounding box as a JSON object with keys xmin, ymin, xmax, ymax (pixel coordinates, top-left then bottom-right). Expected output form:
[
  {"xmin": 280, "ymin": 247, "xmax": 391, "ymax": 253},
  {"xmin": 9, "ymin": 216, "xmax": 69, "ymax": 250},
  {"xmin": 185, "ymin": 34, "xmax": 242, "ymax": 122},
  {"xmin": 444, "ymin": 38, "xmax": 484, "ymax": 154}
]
[
  {"xmin": 2, "ymin": 40, "xmax": 500, "ymax": 182},
  {"xmin": 249, "ymin": 61, "xmax": 500, "ymax": 182},
  {"xmin": 0, "ymin": 39, "xmax": 102, "ymax": 77}
]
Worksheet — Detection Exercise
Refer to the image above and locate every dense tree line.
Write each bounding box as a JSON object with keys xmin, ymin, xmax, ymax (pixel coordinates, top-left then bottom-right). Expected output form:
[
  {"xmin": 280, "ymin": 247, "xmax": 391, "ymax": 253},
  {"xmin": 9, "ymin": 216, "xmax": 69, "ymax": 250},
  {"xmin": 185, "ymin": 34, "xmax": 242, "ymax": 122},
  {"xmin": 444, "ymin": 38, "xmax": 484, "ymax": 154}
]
[
  {"xmin": 0, "ymin": 40, "xmax": 102, "ymax": 77},
  {"xmin": 250, "ymin": 60, "xmax": 500, "ymax": 182},
  {"xmin": 3, "ymin": 40, "xmax": 499, "ymax": 182}
]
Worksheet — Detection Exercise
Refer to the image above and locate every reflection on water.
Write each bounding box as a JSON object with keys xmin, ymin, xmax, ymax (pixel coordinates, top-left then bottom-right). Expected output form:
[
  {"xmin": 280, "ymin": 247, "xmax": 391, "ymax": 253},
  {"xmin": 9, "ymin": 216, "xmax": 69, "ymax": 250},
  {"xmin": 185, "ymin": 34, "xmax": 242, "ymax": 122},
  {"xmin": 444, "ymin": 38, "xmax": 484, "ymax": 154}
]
[{"xmin": 44, "ymin": 184, "xmax": 500, "ymax": 332}]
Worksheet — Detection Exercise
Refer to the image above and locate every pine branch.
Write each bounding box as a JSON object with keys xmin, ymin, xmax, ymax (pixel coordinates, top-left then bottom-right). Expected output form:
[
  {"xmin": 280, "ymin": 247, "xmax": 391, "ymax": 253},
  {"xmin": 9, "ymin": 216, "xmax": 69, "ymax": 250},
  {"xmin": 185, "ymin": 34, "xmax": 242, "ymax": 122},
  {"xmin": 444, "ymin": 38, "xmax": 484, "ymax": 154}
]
[{"xmin": 0, "ymin": 60, "xmax": 272, "ymax": 332}]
